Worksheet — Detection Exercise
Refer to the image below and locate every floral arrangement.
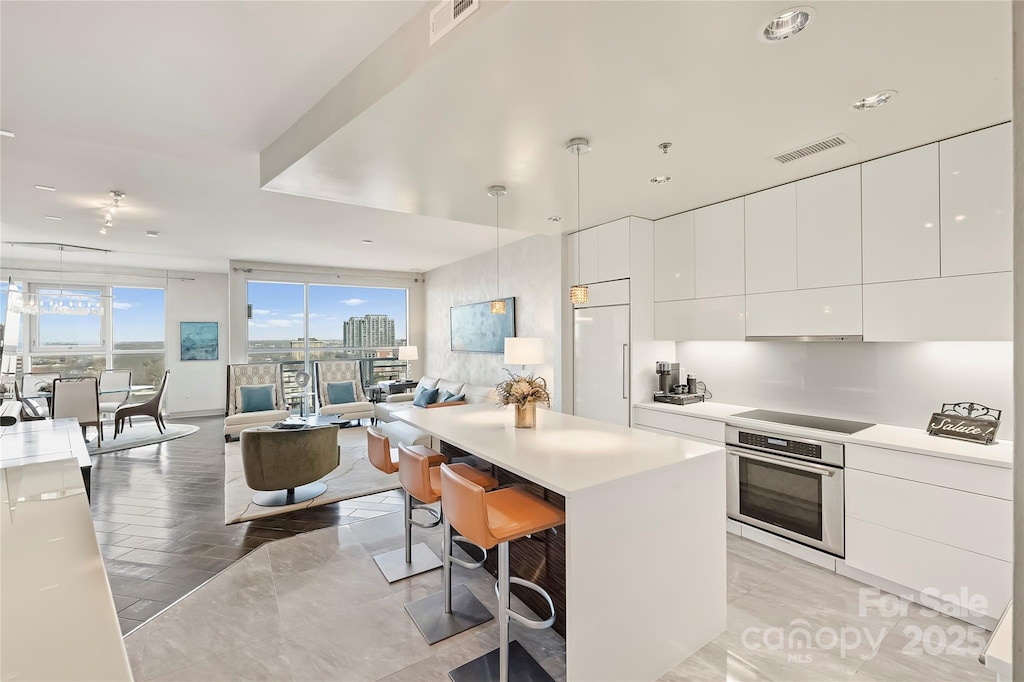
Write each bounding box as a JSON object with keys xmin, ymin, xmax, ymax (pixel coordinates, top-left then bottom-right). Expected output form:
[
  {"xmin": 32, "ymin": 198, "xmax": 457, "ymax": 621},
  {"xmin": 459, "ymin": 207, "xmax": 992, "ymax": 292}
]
[{"xmin": 495, "ymin": 369, "xmax": 550, "ymax": 408}]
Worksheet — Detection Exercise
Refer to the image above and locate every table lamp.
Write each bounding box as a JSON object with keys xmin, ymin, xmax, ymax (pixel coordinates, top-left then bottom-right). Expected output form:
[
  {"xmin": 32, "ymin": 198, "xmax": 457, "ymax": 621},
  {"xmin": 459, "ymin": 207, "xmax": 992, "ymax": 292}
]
[
  {"xmin": 504, "ymin": 337, "xmax": 544, "ymax": 370},
  {"xmin": 398, "ymin": 345, "xmax": 418, "ymax": 380}
]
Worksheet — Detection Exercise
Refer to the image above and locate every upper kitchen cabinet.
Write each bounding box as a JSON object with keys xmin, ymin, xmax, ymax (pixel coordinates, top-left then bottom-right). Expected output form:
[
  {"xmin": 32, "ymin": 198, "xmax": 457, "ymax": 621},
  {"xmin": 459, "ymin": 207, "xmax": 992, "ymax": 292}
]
[
  {"xmin": 744, "ymin": 184, "xmax": 796, "ymax": 294},
  {"xmin": 939, "ymin": 123, "xmax": 1013, "ymax": 277},
  {"xmin": 575, "ymin": 218, "xmax": 630, "ymax": 285},
  {"xmin": 654, "ymin": 212, "xmax": 695, "ymax": 302},
  {"xmin": 862, "ymin": 144, "xmax": 940, "ymax": 284},
  {"xmin": 797, "ymin": 166, "xmax": 862, "ymax": 289},
  {"xmin": 695, "ymin": 198, "xmax": 745, "ymax": 298}
]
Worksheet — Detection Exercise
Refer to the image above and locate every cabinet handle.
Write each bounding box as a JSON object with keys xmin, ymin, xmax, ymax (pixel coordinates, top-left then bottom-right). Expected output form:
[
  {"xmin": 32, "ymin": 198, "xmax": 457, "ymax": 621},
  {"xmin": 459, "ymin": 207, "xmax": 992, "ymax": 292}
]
[{"xmin": 622, "ymin": 343, "xmax": 629, "ymax": 399}]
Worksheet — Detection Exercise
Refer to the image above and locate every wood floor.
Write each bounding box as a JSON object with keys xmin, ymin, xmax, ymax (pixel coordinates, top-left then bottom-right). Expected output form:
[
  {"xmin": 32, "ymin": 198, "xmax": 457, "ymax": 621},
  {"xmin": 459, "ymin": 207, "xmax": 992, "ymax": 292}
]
[{"xmin": 88, "ymin": 416, "xmax": 395, "ymax": 635}]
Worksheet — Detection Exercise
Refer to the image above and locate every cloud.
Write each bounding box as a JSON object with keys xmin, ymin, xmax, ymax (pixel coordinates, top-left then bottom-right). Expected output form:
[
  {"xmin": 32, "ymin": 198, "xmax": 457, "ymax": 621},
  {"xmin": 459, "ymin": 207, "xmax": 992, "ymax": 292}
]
[
  {"xmin": 266, "ymin": 319, "xmax": 296, "ymax": 328},
  {"xmin": 252, "ymin": 308, "xmax": 271, "ymax": 316},
  {"xmin": 112, "ymin": 301, "xmax": 135, "ymax": 310},
  {"xmin": 341, "ymin": 298, "xmax": 367, "ymax": 306},
  {"xmin": 289, "ymin": 313, "xmax": 304, "ymax": 318}
]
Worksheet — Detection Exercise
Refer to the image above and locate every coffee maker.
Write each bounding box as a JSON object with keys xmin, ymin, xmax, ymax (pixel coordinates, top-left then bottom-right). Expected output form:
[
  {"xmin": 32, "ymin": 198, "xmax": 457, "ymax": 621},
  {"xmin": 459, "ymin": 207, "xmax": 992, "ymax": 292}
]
[{"xmin": 655, "ymin": 362, "xmax": 680, "ymax": 395}]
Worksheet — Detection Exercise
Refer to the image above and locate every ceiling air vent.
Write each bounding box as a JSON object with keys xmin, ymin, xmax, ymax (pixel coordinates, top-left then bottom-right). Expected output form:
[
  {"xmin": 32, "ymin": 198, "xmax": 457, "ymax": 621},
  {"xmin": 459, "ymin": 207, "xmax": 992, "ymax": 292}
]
[
  {"xmin": 429, "ymin": 0, "xmax": 479, "ymax": 45},
  {"xmin": 773, "ymin": 135, "xmax": 849, "ymax": 164}
]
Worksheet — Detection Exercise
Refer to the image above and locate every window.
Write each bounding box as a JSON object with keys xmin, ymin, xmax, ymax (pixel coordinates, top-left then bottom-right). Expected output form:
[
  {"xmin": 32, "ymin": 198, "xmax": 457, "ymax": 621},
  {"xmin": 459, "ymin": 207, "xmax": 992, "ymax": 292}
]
[
  {"xmin": 247, "ymin": 281, "xmax": 409, "ymax": 411},
  {"xmin": 37, "ymin": 286, "xmax": 104, "ymax": 348},
  {"xmin": 21, "ymin": 284, "xmax": 166, "ymax": 389}
]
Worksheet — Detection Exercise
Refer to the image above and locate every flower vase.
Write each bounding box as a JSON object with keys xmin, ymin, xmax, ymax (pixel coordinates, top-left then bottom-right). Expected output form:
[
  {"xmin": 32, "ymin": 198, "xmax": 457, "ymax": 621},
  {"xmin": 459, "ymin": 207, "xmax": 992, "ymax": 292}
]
[{"xmin": 514, "ymin": 402, "xmax": 537, "ymax": 429}]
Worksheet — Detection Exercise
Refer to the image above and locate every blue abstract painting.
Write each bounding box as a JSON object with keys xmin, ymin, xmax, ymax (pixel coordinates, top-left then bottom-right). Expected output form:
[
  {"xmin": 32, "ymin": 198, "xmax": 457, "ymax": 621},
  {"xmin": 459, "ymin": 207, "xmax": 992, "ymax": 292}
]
[
  {"xmin": 180, "ymin": 322, "xmax": 219, "ymax": 361},
  {"xmin": 450, "ymin": 298, "xmax": 515, "ymax": 353}
]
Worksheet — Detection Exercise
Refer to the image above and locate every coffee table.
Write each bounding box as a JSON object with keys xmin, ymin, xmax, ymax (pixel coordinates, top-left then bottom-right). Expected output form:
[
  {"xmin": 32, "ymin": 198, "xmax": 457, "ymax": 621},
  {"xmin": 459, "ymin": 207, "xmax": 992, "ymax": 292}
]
[{"xmin": 279, "ymin": 415, "xmax": 363, "ymax": 429}]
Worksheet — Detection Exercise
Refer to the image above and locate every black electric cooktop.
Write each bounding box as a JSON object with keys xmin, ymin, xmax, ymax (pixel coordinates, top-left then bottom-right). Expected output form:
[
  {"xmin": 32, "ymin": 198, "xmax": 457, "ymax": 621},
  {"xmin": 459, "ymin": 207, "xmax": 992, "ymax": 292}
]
[{"xmin": 734, "ymin": 409, "xmax": 875, "ymax": 435}]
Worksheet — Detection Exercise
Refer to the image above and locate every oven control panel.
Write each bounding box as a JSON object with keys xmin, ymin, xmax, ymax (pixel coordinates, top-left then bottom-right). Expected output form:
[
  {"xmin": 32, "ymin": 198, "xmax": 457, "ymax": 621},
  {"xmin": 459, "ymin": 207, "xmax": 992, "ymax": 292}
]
[{"xmin": 737, "ymin": 431, "xmax": 822, "ymax": 459}]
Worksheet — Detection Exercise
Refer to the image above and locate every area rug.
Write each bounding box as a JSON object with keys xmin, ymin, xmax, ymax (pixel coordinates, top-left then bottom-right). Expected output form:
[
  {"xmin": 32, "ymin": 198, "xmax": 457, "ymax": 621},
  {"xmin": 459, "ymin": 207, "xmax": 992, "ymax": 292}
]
[
  {"xmin": 89, "ymin": 421, "xmax": 200, "ymax": 455},
  {"xmin": 224, "ymin": 426, "xmax": 400, "ymax": 524}
]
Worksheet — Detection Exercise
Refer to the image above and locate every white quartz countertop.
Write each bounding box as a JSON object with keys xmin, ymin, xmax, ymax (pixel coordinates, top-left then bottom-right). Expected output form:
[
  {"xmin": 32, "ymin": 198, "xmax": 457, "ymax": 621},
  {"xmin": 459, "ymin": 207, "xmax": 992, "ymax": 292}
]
[
  {"xmin": 982, "ymin": 602, "xmax": 1012, "ymax": 679},
  {"xmin": 0, "ymin": 418, "xmax": 92, "ymax": 470},
  {"xmin": 634, "ymin": 401, "xmax": 1013, "ymax": 469},
  {"xmin": 396, "ymin": 403, "xmax": 721, "ymax": 496},
  {"xmin": 0, "ymin": 457, "xmax": 132, "ymax": 681}
]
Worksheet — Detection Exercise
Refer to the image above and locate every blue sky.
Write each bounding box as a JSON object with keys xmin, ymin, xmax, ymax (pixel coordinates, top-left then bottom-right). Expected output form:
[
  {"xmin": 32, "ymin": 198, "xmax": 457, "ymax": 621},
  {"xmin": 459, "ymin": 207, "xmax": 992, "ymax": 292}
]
[
  {"xmin": 36, "ymin": 286, "xmax": 165, "ymax": 346},
  {"xmin": 247, "ymin": 282, "xmax": 408, "ymax": 341}
]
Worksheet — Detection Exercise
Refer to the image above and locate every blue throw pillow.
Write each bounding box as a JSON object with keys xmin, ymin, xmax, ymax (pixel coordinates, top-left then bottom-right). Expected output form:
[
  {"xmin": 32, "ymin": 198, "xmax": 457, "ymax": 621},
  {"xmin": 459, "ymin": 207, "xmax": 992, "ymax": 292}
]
[
  {"xmin": 413, "ymin": 387, "xmax": 439, "ymax": 408},
  {"xmin": 326, "ymin": 381, "xmax": 358, "ymax": 405},
  {"xmin": 440, "ymin": 390, "xmax": 465, "ymax": 403},
  {"xmin": 239, "ymin": 385, "xmax": 274, "ymax": 413}
]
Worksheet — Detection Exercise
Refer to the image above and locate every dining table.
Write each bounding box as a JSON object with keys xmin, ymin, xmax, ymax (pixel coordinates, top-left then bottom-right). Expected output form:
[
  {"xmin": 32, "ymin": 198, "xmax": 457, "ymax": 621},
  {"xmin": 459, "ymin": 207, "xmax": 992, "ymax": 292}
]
[{"xmin": 16, "ymin": 384, "xmax": 155, "ymax": 419}]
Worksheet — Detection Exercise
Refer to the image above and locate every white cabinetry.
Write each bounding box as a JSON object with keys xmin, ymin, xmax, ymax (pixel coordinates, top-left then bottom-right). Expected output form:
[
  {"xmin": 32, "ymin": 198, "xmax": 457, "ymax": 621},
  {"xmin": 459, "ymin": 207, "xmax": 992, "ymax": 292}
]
[
  {"xmin": 574, "ymin": 218, "xmax": 631, "ymax": 285},
  {"xmin": 863, "ymin": 272, "xmax": 1012, "ymax": 341},
  {"xmin": 695, "ymin": 199, "xmax": 745, "ymax": 298},
  {"xmin": 862, "ymin": 144, "xmax": 940, "ymax": 283},
  {"xmin": 797, "ymin": 166, "xmax": 862, "ymax": 288},
  {"xmin": 844, "ymin": 445, "xmax": 1013, "ymax": 622},
  {"xmin": 654, "ymin": 297, "xmax": 745, "ymax": 341},
  {"xmin": 744, "ymin": 184, "xmax": 796, "ymax": 294},
  {"xmin": 653, "ymin": 212, "xmax": 695, "ymax": 302},
  {"xmin": 745, "ymin": 286, "xmax": 861, "ymax": 338},
  {"xmin": 940, "ymin": 123, "xmax": 1013, "ymax": 276}
]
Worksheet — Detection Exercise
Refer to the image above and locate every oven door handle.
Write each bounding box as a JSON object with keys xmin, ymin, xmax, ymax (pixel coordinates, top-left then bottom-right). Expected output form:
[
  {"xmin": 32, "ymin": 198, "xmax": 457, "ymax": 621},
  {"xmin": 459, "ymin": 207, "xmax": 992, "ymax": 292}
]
[{"xmin": 728, "ymin": 448, "xmax": 837, "ymax": 477}]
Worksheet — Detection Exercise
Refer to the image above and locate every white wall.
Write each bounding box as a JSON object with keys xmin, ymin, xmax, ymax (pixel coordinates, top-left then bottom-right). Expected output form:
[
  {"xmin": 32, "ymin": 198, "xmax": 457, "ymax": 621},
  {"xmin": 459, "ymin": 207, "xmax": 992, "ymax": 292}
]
[
  {"xmin": 424, "ymin": 234, "xmax": 563, "ymax": 410},
  {"xmin": 675, "ymin": 341, "xmax": 1014, "ymax": 433},
  {"xmin": 165, "ymin": 272, "xmax": 228, "ymax": 416}
]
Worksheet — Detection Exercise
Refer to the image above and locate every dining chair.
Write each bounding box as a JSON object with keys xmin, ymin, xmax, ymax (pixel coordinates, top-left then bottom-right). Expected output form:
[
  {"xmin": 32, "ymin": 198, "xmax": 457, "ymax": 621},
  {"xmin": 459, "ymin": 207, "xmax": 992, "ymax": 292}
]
[
  {"xmin": 114, "ymin": 370, "xmax": 170, "ymax": 438},
  {"xmin": 99, "ymin": 369, "xmax": 132, "ymax": 423},
  {"xmin": 20, "ymin": 372, "xmax": 60, "ymax": 419},
  {"xmin": 12, "ymin": 382, "xmax": 46, "ymax": 421},
  {"xmin": 51, "ymin": 376, "xmax": 102, "ymax": 445}
]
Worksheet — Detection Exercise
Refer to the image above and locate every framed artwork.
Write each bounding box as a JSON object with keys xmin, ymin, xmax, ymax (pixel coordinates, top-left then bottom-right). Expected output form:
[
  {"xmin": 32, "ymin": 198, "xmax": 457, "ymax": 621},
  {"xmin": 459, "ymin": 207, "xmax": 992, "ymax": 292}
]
[
  {"xmin": 180, "ymin": 321, "xmax": 219, "ymax": 361},
  {"xmin": 450, "ymin": 298, "xmax": 515, "ymax": 353}
]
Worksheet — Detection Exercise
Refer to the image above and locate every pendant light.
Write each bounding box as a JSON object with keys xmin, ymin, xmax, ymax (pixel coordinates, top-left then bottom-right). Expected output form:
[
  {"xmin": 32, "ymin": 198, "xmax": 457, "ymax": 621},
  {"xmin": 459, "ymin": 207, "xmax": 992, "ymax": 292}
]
[
  {"xmin": 566, "ymin": 137, "xmax": 592, "ymax": 305},
  {"xmin": 488, "ymin": 184, "xmax": 507, "ymax": 314}
]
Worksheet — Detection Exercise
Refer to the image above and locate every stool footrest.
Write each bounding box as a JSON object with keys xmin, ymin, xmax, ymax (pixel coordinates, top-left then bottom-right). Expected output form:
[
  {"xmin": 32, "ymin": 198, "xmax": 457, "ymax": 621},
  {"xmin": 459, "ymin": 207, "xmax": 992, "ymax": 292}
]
[
  {"xmin": 449, "ymin": 535, "xmax": 487, "ymax": 569},
  {"xmin": 410, "ymin": 503, "xmax": 441, "ymax": 529},
  {"xmin": 494, "ymin": 577, "xmax": 556, "ymax": 630}
]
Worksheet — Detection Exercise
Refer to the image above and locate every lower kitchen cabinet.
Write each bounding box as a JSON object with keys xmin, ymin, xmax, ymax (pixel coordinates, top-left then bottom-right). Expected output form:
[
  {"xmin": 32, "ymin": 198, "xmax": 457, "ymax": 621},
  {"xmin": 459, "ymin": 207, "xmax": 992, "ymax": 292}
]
[
  {"xmin": 745, "ymin": 285, "xmax": 861, "ymax": 338},
  {"xmin": 863, "ymin": 272, "xmax": 1012, "ymax": 341},
  {"xmin": 844, "ymin": 445, "xmax": 1012, "ymax": 624},
  {"xmin": 653, "ymin": 296, "xmax": 745, "ymax": 341}
]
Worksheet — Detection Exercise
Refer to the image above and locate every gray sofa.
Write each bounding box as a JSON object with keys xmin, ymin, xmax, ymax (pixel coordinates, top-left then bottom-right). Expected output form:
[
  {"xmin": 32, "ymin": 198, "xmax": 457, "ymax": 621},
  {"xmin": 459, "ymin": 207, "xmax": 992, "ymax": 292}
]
[{"xmin": 373, "ymin": 376, "xmax": 498, "ymax": 449}]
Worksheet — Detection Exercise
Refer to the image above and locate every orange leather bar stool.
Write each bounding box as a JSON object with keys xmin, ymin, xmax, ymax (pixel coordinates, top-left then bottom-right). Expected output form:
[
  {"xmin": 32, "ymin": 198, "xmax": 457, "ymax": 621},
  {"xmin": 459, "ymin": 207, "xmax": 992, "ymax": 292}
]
[
  {"xmin": 440, "ymin": 463, "xmax": 565, "ymax": 682},
  {"xmin": 399, "ymin": 444, "xmax": 498, "ymax": 645},
  {"xmin": 366, "ymin": 426, "xmax": 444, "ymax": 582}
]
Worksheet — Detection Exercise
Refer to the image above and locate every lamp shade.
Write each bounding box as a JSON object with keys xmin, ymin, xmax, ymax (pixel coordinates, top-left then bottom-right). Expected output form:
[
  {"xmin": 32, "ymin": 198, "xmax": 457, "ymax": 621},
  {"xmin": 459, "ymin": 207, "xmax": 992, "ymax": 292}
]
[
  {"xmin": 398, "ymin": 345, "xmax": 419, "ymax": 361},
  {"xmin": 504, "ymin": 337, "xmax": 544, "ymax": 366}
]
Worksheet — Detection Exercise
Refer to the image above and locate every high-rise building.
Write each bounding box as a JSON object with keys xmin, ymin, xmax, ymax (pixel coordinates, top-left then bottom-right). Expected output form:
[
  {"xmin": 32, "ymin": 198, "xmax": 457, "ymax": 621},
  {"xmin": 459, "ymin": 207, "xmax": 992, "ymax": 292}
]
[{"xmin": 343, "ymin": 314, "xmax": 396, "ymax": 347}]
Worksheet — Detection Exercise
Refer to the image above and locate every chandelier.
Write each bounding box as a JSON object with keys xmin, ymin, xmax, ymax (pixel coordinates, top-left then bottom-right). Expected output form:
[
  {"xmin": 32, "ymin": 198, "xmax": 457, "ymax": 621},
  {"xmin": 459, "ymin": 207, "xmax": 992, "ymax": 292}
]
[{"xmin": 6, "ymin": 244, "xmax": 107, "ymax": 316}]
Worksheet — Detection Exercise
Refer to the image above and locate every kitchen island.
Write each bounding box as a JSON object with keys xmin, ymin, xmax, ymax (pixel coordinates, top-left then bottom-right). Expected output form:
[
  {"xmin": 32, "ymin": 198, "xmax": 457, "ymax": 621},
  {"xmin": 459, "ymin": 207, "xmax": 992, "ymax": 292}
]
[{"xmin": 395, "ymin": 403, "xmax": 726, "ymax": 682}]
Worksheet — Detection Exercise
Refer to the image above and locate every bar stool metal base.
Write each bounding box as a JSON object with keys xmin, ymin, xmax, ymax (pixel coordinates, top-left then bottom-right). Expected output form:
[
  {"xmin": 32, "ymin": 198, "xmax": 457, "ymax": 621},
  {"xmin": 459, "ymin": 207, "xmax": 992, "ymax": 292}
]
[
  {"xmin": 448, "ymin": 641, "xmax": 554, "ymax": 682},
  {"xmin": 372, "ymin": 543, "xmax": 442, "ymax": 583},
  {"xmin": 405, "ymin": 584, "xmax": 493, "ymax": 644},
  {"xmin": 251, "ymin": 482, "xmax": 327, "ymax": 507}
]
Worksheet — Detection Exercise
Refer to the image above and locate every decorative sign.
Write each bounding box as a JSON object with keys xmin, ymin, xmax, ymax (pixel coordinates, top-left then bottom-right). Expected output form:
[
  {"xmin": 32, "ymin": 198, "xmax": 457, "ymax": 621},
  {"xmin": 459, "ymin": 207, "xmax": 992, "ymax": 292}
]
[{"xmin": 926, "ymin": 402, "xmax": 1001, "ymax": 446}]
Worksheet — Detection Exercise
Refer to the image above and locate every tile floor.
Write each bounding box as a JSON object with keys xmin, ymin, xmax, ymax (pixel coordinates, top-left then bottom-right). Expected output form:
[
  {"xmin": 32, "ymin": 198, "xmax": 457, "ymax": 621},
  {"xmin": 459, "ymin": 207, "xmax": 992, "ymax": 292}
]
[
  {"xmin": 89, "ymin": 416, "xmax": 404, "ymax": 635},
  {"xmin": 101, "ymin": 416, "xmax": 998, "ymax": 681}
]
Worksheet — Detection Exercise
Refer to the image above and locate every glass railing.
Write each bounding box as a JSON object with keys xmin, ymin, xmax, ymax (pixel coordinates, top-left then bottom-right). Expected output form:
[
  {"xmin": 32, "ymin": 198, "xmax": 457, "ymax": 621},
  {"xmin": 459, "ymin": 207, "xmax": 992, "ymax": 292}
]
[{"xmin": 270, "ymin": 356, "xmax": 410, "ymax": 415}]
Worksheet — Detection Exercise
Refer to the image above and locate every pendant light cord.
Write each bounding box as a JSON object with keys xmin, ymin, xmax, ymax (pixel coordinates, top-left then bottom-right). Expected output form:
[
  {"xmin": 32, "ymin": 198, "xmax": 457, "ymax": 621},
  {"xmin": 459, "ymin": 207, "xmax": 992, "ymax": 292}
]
[
  {"xmin": 576, "ymin": 148, "xmax": 582, "ymax": 284},
  {"xmin": 495, "ymin": 193, "xmax": 500, "ymax": 300}
]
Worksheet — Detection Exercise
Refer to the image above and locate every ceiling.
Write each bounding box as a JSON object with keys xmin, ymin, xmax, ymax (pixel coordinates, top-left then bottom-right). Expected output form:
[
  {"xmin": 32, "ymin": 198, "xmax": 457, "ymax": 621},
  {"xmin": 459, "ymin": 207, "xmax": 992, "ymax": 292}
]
[
  {"xmin": 1, "ymin": 2, "xmax": 1013, "ymax": 275},
  {"xmin": 263, "ymin": 1, "xmax": 1013, "ymax": 234},
  {"xmin": 0, "ymin": 0, "xmax": 527, "ymax": 273}
]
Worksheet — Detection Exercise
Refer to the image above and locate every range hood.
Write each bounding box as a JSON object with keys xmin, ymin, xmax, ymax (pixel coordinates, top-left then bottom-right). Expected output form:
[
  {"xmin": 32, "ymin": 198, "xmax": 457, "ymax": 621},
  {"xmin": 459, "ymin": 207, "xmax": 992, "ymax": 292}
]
[{"xmin": 744, "ymin": 335, "xmax": 863, "ymax": 342}]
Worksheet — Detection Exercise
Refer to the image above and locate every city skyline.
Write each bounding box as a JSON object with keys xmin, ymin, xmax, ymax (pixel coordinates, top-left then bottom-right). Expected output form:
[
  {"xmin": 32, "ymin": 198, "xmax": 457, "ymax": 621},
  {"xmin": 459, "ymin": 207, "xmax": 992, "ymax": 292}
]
[{"xmin": 247, "ymin": 282, "xmax": 408, "ymax": 343}]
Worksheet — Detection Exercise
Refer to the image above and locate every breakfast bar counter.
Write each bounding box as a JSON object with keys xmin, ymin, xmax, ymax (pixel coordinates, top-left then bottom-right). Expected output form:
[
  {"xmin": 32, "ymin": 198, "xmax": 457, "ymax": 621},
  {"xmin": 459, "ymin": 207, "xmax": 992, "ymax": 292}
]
[{"xmin": 395, "ymin": 403, "xmax": 726, "ymax": 682}]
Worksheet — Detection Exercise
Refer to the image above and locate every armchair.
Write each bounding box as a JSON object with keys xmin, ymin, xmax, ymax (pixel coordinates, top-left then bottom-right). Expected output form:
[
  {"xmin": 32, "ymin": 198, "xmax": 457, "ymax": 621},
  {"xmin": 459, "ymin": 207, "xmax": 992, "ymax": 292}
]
[
  {"xmin": 313, "ymin": 360, "xmax": 374, "ymax": 426},
  {"xmin": 223, "ymin": 363, "xmax": 291, "ymax": 442}
]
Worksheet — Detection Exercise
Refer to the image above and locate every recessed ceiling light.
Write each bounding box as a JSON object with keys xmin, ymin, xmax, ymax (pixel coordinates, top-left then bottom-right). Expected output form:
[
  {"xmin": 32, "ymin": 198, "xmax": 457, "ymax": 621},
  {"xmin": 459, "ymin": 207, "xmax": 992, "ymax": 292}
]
[
  {"xmin": 35, "ymin": 185, "xmax": 56, "ymax": 191},
  {"xmin": 145, "ymin": 231, "xmax": 160, "ymax": 238},
  {"xmin": 761, "ymin": 7, "xmax": 814, "ymax": 42},
  {"xmin": 649, "ymin": 176, "xmax": 672, "ymax": 185},
  {"xmin": 45, "ymin": 215, "xmax": 62, "ymax": 220},
  {"xmin": 362, "ymin": 239, "xmax": 374, "ymax": 244},
  {"xmin": 851, "ymin": 90, "xmax": 897, "ymax": 111},
  {"xmin": 954, "ymin": 215, "xmax": 966, "ymax": 222},
  {"xmin": 547, "ymin": 216, "xmax": 562, "ymax": 222},
  {"xmin": 0, "ymin": 130, "xmax": 13, "ymax": 138}
]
